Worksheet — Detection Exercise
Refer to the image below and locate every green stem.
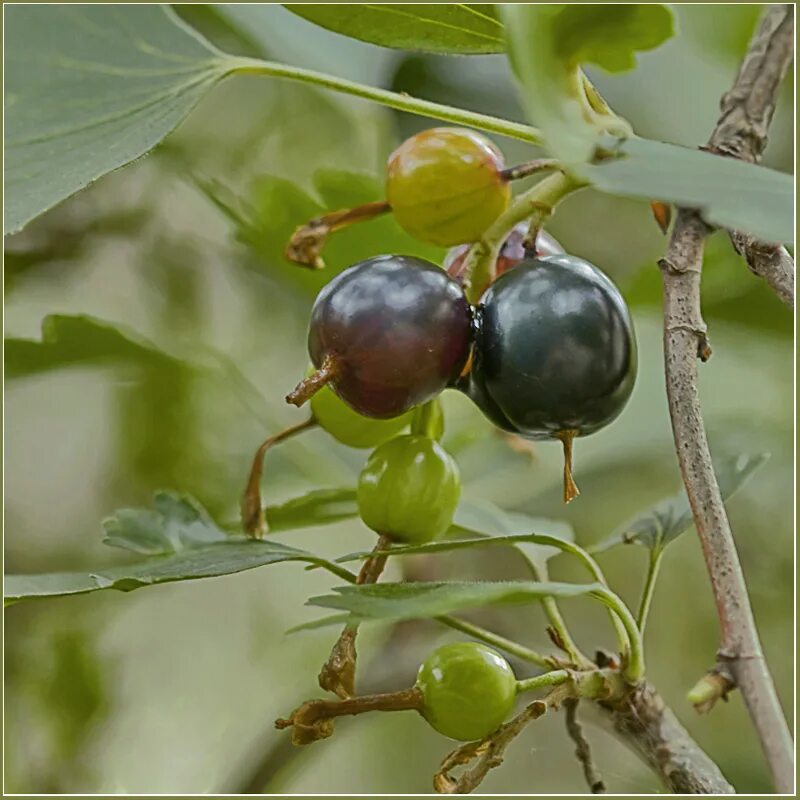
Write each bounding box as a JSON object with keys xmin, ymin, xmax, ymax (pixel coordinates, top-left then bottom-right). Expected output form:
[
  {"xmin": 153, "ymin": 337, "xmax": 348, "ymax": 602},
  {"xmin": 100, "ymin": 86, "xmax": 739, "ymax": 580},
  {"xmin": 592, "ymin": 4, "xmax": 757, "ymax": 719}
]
[
  {"xmin": 462, "ymin": 171, "xmax": 587, "ymax": 302},
  {"xmin": 524, "ymin": 558, "xmax": 593, "ymax": 670},
  {"xmin": 227, "ymin": 57, "xmax": 542, "ymax": 145},
  {"xmin": 516, "ymin": 669, "xmax": 571, "ymax": 695},
  {"xmin": 636, "ymin": 546, "xmax": 664, "ymax": 636},
  {"xmin": 436, "ymin": 615, "xmax": 552, "ymax": 669},
  {"xmin": 410, "ymin": 399, "xmax": 444, "ymax": 441},
  {"xmin": 590, "ymin": 587, "xmax": 645, "ymax": 683}
]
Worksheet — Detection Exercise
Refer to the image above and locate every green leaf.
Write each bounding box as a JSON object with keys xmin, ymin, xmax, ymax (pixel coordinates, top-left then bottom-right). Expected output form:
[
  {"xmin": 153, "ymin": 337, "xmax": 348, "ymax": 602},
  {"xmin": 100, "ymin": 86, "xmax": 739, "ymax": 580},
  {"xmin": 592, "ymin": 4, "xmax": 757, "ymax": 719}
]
[
  {"xmin": 585, "ymin": 137, "xmax": 794, "ymax": 244},
  {"xmin": 265, "ymin": 488, "xmax": 358, "ymax": 532},
  {"xmin": 285, "ymin": 613, "xmax": 352, "ymax": 635},
  {"xmin": 5, "ymin": 540, "xmax": 354, "ymax": 606},
  {"xmin": 5, "ymin": 315, "xmax": 180, "ymax": 380},
  {"xmin": 4, "ymin": 5, "xmax": 233, "ymax": 234},
  {"xmin": 308, "ymin": 580, "xmax": 603, "ymax": 623},
  {"xmin": 102, "ymin": 492, "xmax": 227, "ymax": 556},
  {"xmin": 5, "ymin": 491, "xmax": 360, "ymax": 605},
  {"xmin": 591, "ymin": 453, "xmax": 770, "ymax": 553},
  {"xmin": 501, "ymin": 4, "xmax": 674, "ymax": 162},
  {"xmin": 284, "ymin": 5, "xmax": 505, "ymax": 54}
]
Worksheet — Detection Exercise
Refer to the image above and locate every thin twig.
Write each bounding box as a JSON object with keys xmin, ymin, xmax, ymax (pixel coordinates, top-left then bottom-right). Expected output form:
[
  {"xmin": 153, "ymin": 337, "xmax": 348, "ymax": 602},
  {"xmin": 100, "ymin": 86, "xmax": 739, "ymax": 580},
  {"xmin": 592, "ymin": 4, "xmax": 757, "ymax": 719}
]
[
  {"xmin": 659, "ymin": 5, "xmax": 794, "ymax": 791},
  {"xmin": 564, "ymin": 699, "xmax": 606, "ymax": 794},
  {"xmin": 730, "ymin": 232, "xmax": 794, "ymax": 307}
]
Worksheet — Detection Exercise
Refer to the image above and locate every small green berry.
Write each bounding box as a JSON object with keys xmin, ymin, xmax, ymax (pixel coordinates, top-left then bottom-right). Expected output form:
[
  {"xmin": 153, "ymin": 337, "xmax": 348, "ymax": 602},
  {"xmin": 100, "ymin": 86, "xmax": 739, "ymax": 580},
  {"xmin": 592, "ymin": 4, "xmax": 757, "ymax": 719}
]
[
  {"xmin": 357, "ymin": 434, "xmax": 460, "ymax": 544},
  {"xmin": 311, "ymin": 383, "xmax": 411, "ymax": 448},
  {"xmin": 386, "ymin": 128, "xmax": 511, "ymax": 247},
  {"xmin": 416, "ymin": 642, "xmax": 517, "ymax": 741}
]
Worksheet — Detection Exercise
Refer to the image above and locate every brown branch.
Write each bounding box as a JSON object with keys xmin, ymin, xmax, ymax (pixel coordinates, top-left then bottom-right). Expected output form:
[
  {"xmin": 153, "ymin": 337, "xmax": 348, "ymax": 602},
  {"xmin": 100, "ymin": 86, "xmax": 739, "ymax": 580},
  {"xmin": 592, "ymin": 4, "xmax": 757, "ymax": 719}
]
[
  {"xmin": 705, "ymin": 2, "xmax": 795, "ymax": 307},
  {"xmin": 592, "ymin": 682, "xmax": 734, "ymax": 793},
  {"xmin": 730, "ymin": 232, "xmax": 794, "ymax": 308},
  {"xmin": 659, "ymin": 5, "xmax": 794, "ymax": 792},
  {"xmin": 564, "ymin": 699, "xmax": 606, "ymax": 794}
]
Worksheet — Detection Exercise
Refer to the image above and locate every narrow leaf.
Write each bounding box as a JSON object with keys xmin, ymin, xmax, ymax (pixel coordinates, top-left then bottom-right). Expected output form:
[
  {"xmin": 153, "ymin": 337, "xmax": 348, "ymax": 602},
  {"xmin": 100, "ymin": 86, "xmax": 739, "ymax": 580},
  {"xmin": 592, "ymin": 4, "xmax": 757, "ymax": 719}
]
[
  {"xmin": 4, "ymin": 5, "xmax": 234, "ymax": 234},
  {"xmin": 591, "ymin": 453, "xmax": 770, "ymax": 553},
  {"xmin": 585, "ymin": 138, "xmax": 793, "ymax": 244},
  {"xmin": 308, "ymin": 580, "xmax": 603, "ymax": 623},
  {"xmin": 285, "ymin": 613, "xmax": 353, "ymax": 634},
  {"xmin": 5, "ymin": 315, "xmax": 180, "ymax": 380},
  {"xmin": 284, "ymin": 5, "xmax": 505, "ymax": 54}
]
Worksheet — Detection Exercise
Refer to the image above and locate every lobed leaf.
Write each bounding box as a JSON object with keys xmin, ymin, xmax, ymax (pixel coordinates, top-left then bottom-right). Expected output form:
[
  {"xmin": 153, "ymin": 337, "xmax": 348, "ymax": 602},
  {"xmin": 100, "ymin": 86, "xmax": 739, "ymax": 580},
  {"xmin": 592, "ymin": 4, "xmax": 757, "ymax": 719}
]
[
  {"xmin": 4, "ymin": 5, "xmax": 233, "ymax": 234},
  {"xmin": 308, "ymin": 580, "xmax": 604, "ymax": 623},
  {"xmin": 591, "ymin": 453, "xmax": 770, "ymax": 553},
  {"xmin": 501, "ymin": 4, "xmax": 675, "ymax": 163},
  {"xmin": 284, "ymin": 4, "xmax": 505, "ymax": 54},
  {"xmin": 5, "ymin": 490, "xmax": 360, "ymax": 605},
  {"xmin": 5, "ymin": 314, "xmax": 181, "ymax": 380}
]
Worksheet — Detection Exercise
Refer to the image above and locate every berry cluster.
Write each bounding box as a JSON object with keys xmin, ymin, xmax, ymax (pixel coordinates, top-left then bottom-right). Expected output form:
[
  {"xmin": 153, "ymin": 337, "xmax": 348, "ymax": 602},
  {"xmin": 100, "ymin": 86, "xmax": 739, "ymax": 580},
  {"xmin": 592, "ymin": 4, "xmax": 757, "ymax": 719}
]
[
  {"xmin": 285, "ymin": 129, "xmax": 636, "ymax": 505},
  {"xmin": 252, "ymin": 127, "xmax": 638, "ymax": 751}
]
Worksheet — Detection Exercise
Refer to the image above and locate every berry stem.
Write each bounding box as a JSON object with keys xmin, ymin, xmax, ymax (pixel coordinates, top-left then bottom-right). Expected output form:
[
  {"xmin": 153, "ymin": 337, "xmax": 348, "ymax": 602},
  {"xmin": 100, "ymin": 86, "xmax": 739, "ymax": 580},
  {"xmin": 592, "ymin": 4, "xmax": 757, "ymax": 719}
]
[
  {"xmin": 462, "ymin": 171, "xmax": 586, "ymax": 303},
  {"xmin": 285, "ymin": 201, "xmax": 391, "ymax": 269},
  {"xmin": 276, "ymin": 687, "xmax": 423, "ymax": 746},
  {"xmin": 240, "ymin": 416, "xmax": 318, "ymax": 538},
  {"xmin": 410, "ymin": 399, "xmax": 445, "ymax": 441},
  {"xmin": 556, "ymin": 429, "xmax": 581, "ymax": 504},
  {"xmin": 286, "ymin": 354, "xmax": 339, "ymax": 407},
  {"xmin": 515, "ymin": 669, "xmax": 571, "ymax": 695},
  {"xmin": 500, "ymin": 158, "xmax": 561, "ymax": 183},
  {"xmin": 319, "ymin": 534, "xmax": 392, "ymax": 699}
]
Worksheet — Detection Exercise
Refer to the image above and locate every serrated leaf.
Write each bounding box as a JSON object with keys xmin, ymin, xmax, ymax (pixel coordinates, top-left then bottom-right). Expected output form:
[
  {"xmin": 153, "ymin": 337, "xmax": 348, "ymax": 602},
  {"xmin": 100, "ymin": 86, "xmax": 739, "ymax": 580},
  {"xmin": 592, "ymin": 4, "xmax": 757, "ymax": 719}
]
[
  {"xmin": 501, "ymin": 4, "xmax": 674, "ymax": 162},
  {"xmin": 5, "ymin": 539, "xmax": 355, "ymax": 606},
  {"xmin": 285, "ymin": 613, "xmax": 352, "ymax": 635},
  {"xmin": 4, "ymin": 5, "xmax": 235, "ymax": 234},
  {"xmin": 102, "ymin": 492, "xmax": 226, "ymax": 555},
  {"xmin": 265, "ymin": 488, "xmax": 358, "ymax": 532},
  {"xmin": 284, "ymin": 4, "xmax": 505, "ymax": 54},
  {"xmin": 5, "ymin": 315, "xmax": 180, "ymax": 380},
  {"xmin": 591, "ymin": 453, "xmax": 770, "ymax": 553},
  {"xmin": 584, "ymin": 137, "xmax": 793, "ymax": 244},
  {"xmin": 308, "ymin": 580, "xmax": 603, "ymax": 623}
]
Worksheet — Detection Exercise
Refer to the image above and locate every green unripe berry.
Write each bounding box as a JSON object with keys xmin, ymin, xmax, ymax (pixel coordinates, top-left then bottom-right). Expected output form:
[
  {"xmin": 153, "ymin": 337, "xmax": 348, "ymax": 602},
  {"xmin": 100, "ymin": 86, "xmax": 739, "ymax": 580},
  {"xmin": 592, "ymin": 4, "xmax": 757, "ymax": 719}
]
[
  {"xmin": 386, "ymin": 128, "xmax": 511, "ymax": 247},
  {"xmin": 416, "ymin": 642, "xmax": 517, "ymax": 741},
  {"xmin": 357, "ymin": 434, "xmax": 460, "ymax": 544},
  {"xmin": 311, "ymin": 384, "xmax": 411, "ymax": 448}
]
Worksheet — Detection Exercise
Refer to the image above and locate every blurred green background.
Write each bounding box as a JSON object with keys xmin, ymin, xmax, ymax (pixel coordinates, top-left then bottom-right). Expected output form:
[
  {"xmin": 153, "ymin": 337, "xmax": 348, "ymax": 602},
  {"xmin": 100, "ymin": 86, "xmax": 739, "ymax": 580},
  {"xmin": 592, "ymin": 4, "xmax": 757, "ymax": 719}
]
[{"xmin": 4, "ymin": 4, "xmax": 794, "ymax": 794}]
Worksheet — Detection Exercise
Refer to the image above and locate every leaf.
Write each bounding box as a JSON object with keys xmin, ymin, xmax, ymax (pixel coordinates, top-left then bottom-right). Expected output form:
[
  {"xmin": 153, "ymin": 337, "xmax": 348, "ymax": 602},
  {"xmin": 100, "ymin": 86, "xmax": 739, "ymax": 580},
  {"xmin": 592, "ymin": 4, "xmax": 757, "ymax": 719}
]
[
  {"xmin": 5, "ymin": 540, "xmax": 354, "ymax": 606},
  {"xmin": 5, "ymin": 315, "xmax": 181, "ymax": 380},
  {"xmin": 591, "ymin": 453, "xmax": 770, "ymax": 553},
  {"xmin": 4, "ymin": 5, "xmax": 234, "ymax": 234},
  {"xmin": 6, "ymin": 490, "xmax": 361, "ymax": 604},
  {"xmin": 102, "ymin": 491, "xmax": 227, "ymax": 556},
  {"xmin": 285, "ymin": 613, "xmax": 352, "ymax": 635},
  {"xmin": 265, "ymin": 488, "xmax": 359, "ymax": 532},
  {"xmin": 500, "ymin": 5, "xmax": 675, "ymax": 162},
  {"xmin": 584, "ymin": 137, "xmax": 794, "ymax": 244},
  {"xmin": 308, "ymin": 580, "xmax": 603, "ymax": 623},
  {"xmin": 284, "ymin": 5, "xmax": 505, "ymax": 55}
]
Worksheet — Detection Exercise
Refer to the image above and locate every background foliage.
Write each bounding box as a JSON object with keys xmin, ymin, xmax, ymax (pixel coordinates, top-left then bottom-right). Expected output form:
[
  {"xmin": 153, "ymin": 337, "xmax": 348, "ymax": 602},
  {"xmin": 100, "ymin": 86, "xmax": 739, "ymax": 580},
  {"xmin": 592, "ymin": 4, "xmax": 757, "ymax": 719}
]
[{"xmin": 4, "ymin": 4, "xmax": 793, "ymax": 793}]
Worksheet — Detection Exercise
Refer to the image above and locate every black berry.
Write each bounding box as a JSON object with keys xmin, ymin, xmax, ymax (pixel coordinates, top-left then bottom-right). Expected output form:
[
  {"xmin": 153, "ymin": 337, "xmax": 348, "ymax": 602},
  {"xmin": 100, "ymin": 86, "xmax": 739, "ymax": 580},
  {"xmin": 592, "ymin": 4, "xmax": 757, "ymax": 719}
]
[{"xmin": 288, "ymin": 256, "xmax": 472, "ymax": 418}]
